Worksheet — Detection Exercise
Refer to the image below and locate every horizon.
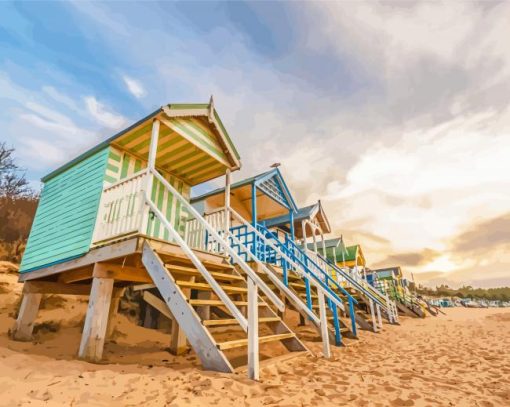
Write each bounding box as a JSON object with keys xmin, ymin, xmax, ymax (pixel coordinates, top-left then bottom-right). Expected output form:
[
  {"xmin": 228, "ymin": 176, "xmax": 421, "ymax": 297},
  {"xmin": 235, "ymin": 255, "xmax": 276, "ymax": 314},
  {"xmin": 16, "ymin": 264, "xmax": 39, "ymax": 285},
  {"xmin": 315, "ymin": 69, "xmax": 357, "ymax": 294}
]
[{"xmin": 1, "ymin": 1, "xmax": 509, "ymax": 288}]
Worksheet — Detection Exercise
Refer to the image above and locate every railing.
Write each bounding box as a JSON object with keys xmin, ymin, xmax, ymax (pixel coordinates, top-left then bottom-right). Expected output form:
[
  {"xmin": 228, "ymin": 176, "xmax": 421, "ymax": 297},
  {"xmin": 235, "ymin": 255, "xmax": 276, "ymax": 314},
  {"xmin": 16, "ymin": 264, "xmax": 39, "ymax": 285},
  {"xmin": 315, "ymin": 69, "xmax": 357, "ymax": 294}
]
[
  {"xmin": 185, "ymin": 208, "xmax": 227, "ymax": 254},
  {"xmin": 92, "ymin": 169, "xmax": 147, "ymax": 244}
]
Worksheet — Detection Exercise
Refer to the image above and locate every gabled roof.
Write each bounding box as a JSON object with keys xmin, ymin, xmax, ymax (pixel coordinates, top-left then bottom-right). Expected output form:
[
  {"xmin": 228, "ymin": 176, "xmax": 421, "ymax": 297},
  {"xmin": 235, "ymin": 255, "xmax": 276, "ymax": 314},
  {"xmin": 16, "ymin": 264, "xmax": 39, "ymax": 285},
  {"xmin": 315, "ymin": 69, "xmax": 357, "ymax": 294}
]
[
  {"xmin": 264, "ymin": 200, "xmax": 331, "ymax": 234},
  {"xmin": 42, "ymin": 101, "xmax": 240, "ymax": 183},
  {"xmin": 307, "ymin": 237, "xmax": 343, "ymax": 250},
  {"xmin": 191, "ymin": 168, "xmax": 298, "ymax": 211}
]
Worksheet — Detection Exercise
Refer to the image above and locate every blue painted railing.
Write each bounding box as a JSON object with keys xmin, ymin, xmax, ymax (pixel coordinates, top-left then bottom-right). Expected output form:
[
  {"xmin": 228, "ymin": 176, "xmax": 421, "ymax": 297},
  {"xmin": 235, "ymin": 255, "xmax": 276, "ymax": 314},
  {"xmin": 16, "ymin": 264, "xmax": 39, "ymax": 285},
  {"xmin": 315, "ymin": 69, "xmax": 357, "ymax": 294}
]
[{"xmin": 229, "ymin": 223, "xmax": 358, "ymax": 343}]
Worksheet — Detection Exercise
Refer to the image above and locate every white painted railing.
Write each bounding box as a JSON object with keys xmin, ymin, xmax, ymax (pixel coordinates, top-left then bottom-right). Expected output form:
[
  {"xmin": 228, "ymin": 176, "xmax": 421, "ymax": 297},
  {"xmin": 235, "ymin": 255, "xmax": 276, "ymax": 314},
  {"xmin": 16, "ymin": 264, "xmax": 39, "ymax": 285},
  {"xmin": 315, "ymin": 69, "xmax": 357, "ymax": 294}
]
[
  {"xmin": 184, "ymin": 208, "xmax": 227, "ymax": 254},
  {"xmin": 92, "ymin": 170, "xmax": 147, "ymax": 244}
]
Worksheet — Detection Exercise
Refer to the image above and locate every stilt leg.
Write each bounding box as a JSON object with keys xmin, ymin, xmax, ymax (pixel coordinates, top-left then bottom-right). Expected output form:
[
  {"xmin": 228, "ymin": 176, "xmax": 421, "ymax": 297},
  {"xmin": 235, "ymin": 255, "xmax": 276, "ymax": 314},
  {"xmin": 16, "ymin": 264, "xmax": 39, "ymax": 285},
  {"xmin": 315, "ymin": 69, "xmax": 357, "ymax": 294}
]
[
  {"xmin": 106, "ymin": 289, "xmax": 125, "ymax": 338},
  {"xmin": 12, "ymin": 291, "xmax": 42, "ymax": 341},
  {"xmin": 78, "ymin": 276, "xmax": 114, "ymax": 362},
  {"xmin": 369, "ymin": 299, "xmax": 378, "ymax": 332},
  {"xmin": 170, "ymin": 285, "xmax": 190, "ymax": 355}
]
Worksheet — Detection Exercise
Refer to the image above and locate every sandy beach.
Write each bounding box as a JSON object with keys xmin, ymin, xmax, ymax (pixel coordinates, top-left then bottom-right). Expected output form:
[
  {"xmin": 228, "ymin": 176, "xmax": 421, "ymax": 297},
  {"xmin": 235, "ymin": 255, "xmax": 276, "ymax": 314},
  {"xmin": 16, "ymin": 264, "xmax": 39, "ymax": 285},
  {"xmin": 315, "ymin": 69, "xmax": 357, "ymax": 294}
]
[{"xmin": 0, "ymin": 269, "xmax": 509, "ymax": 407}]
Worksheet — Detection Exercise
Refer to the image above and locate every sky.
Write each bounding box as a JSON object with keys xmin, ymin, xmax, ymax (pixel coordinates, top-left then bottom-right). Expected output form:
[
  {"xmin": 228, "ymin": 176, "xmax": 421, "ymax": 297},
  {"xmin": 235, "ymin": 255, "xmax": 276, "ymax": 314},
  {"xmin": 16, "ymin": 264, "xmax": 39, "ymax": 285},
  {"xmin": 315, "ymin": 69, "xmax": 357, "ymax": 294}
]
[{"xmin": 1, "ymin": 1, "xmax": 509, "ymax": 288}]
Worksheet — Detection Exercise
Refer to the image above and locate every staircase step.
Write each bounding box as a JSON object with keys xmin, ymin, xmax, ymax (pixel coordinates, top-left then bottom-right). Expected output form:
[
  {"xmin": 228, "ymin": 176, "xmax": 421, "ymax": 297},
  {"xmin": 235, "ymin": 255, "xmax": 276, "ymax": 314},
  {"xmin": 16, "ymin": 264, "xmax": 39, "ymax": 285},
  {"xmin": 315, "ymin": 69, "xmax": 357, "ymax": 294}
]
[
  {"xmin": 176, "ymin": 280, "xmax": 247, "ymax": 293},
  {"xmin": 217, "ymin": 333, "xmax": 296, "ymax": 350},
  {"xmin": 189, "ymin": 299, "xmax": 270, "ymax": 307},
  {"xmin": 166, "ymin": 264, "xmax": 244, "ymax": 281},
  {"xmin": 203, "ymin": 317, "xmax": 280, "ymax": 327}
]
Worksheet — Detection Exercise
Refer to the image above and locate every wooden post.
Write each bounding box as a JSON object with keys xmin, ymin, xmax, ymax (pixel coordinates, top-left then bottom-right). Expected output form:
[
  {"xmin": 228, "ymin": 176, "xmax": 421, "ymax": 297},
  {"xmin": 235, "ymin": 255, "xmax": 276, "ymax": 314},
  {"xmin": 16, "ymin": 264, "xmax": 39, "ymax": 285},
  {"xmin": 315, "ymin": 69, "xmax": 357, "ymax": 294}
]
[
  {"xmin": 247, "ymin": 277, "xmax": 259, "ymax": 380},
  {"xmin": 78, "ymin": 276, "xmax": 114, "ymax": 362},
  {"xmin": 369, "ymin": 298, "xmax": 378, "ymax": 333},
  {"xmin": 224, "ymin": 169, "xmax": 231, "ymax": 237},
  {"xmin": 318, "ymin": 287, "xmax": 331, "ymax": 358},
  {"xmin": 12, "ymin": 291, "xmax": 42, "ymax": 341},
  {"xmin": 170, "ymin": 281, "xmax": 192, "ymax": 355},
  {"xmin": 140, "ymin": 119, "xmax": 160, "ymax": 234},
  {"xmin": 376, "ymin": 304, "xmax": 383, "ymax": 330},
  {"xmin": 107, "ymin": 288, "xmax": 125, "ymax": 338}
]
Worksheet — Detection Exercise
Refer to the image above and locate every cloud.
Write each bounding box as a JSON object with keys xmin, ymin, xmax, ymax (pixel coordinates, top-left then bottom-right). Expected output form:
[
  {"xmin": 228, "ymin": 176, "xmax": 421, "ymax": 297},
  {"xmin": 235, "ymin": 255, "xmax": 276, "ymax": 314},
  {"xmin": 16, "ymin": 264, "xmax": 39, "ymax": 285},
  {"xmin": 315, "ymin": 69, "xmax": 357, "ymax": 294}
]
[
  {"xmin": 374, "ymin": 248, "xmax": 440, "ymax": 268},
  {"xmin": 84, "ymin": 96, "xmax": 128, "ymax": 129},
  {"xmin": 451, "ymin": 213, "xmax": 510, "ymax": 254},
  {"xmin": 122, "ymin": 75, "xmax": 147, "ymax": 99}
]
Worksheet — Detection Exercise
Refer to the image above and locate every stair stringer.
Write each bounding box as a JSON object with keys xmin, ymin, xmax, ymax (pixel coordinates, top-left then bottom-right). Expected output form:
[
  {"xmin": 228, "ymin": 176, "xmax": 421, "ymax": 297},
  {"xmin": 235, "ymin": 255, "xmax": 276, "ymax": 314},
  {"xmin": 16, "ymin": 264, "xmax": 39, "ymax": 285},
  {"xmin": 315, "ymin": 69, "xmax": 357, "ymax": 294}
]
[{"xmin": 141, "ymin": 242, "xmax": 234, "ymax": 373}]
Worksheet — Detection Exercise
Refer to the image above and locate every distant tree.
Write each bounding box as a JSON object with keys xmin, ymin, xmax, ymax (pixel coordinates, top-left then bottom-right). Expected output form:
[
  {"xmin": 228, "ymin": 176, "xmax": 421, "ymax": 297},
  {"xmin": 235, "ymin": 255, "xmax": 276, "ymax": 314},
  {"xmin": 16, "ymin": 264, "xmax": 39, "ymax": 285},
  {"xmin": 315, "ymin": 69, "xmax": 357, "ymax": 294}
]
[
  {"xmin": 0, "ymin": 142, "xmax": 38, "ymax": 262},
  {"xmin": 0, "ymin": 142, "xmax": 32, "ymax": 199}
]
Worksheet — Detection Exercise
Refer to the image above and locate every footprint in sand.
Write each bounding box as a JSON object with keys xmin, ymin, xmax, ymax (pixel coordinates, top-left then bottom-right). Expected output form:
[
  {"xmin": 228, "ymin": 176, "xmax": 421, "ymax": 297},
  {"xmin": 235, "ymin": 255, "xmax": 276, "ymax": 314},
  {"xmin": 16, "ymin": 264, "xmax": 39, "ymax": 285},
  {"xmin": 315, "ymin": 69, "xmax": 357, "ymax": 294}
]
[{"xmin": 391, "ymin": 398, "xmax": 414, "ymax": 406}]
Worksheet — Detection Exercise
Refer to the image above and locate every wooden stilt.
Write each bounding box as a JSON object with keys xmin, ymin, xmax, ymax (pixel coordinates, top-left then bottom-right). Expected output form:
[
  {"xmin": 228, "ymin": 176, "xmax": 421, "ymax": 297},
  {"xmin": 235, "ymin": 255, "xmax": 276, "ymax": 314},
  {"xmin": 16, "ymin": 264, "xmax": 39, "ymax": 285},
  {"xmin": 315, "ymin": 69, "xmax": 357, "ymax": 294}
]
[
  {"xmin": 106, "ymin": 289, "xmax": 125, "ymax": 338},
  {"xmin": 12, "ymin": 291, "xmax": 42, "ymax": 341},
  {"xmin": 247, "ymin": 277, "xmax": 259, "ymax": 380},
  {"xmin": 78, "ymin": 276, "xmax": 114, "ymax": 362},
  {"xmin": 170, "ymin": 285, "xmax": 190, "ymax": 355},
  {"xmin": 195, "ymin": 291, "xmax": 211, "ymax": 320},
  {"xmin": 318, "ymin": 288, "xmax": 331, "ymax": 358}
]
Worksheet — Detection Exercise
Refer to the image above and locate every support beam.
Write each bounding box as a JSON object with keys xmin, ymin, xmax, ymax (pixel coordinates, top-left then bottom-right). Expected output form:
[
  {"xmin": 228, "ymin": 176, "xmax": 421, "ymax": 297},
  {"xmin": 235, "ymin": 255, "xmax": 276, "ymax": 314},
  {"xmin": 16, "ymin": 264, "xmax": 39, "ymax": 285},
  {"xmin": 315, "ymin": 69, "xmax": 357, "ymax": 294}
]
[
  {"xmin": 376, "ymin": 304, "xmax": 383, "ymax": 330},
  {"xmin": 247, "ymin": 277, "xmax": 259, "ymax": 380},
  {"xmin": 78, "ymin": 276, "xmax": 114, "ymax": 362},
  {"xmin": 12, "ymin": 292, "xmax": 42, "ymax": 341}
]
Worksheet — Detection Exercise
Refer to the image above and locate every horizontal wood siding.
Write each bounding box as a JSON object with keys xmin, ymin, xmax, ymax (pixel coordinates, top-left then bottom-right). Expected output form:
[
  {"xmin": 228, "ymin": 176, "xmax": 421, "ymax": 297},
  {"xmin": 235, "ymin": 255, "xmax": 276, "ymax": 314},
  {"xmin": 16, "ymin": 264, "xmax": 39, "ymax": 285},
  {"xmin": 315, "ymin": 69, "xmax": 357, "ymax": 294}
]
[
  {"xmin": 20, "ymin": 147, "xmax": 110, "ymax": 273},
  {"xmin": 106, "ymin": 147, "xmax": 191, "ymax": 241}
]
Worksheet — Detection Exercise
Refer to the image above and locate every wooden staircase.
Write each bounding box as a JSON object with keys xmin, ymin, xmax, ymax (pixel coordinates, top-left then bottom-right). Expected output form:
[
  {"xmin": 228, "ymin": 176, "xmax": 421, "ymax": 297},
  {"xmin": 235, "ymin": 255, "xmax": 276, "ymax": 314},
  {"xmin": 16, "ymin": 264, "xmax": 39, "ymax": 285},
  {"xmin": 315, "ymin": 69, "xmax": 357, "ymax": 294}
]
[
  {"xmin": 243, "ymin": 263, "xmax": 357, "ymax": 346},
  {"xmin": 141, "ymin": 242, "xmax": 308, "ymax": 374}
]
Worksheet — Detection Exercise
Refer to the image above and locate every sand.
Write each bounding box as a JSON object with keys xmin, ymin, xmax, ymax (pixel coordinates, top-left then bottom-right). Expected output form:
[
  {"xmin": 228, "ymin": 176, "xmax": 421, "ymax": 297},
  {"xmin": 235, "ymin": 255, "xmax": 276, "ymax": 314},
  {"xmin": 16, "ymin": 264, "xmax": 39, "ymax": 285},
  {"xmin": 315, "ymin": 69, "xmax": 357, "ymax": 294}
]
[{"xmin": 0, "ymin": 271, "xmax": 509, "ymax": 407}]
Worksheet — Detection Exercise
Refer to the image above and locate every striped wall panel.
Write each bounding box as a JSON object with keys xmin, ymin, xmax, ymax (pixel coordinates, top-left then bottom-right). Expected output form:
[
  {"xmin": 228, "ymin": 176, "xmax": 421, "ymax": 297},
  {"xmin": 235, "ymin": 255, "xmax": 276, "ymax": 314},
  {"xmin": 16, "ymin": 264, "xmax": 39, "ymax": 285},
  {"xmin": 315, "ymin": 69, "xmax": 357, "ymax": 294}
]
[{"xmin": 106, "ymin": 147, "xmax": 191, "ymax": 241}]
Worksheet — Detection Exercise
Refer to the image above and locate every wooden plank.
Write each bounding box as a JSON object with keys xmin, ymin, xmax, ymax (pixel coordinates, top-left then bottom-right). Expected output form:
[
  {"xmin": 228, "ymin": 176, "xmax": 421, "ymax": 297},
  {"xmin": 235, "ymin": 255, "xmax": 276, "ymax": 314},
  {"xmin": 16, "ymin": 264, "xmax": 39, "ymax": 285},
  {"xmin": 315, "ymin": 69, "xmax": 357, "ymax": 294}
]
[
  {"xmin": 176, "ymin": 281, "xmax": 247, "ymax": 293},
  {"xmin": 141, "ymin": 237, "xmax": 229, "ymax": 266},
  {"xmin": 141, "ymin": 242, "xmax": 234, "ymax": 373},
  {"xmin": 19, "ymin": 238, "xmax": 138, "ymax": 282},
  {"xmin": 78, "ymin": 276, "xmax": 114, "ymax": 362},
  {"xmin": 24, "ymin": 281, "xmax": 92, "ymax": 296},
  {"xmin": 217, "ymin": 333, "xmax": 295, "ymax": 350},
  {"xmin": 93, "ymin": 262, "xmax": 151, "ymax": 283},
  {"xmin": 166, "ymin": 264, "xmax": 243, "ymax": 281},
  {"xmin": 12, "ymin": 293, "xmax": 42, "ymax": 341}
]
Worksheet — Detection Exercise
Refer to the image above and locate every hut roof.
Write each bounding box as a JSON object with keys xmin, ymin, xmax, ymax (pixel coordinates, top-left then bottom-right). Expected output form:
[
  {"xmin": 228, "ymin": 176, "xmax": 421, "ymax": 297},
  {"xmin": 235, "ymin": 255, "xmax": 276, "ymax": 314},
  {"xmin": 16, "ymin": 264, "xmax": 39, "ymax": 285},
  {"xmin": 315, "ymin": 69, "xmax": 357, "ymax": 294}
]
[{"xmin": 41, "ymin": 102, "xmax": 240, "ymax": 186}]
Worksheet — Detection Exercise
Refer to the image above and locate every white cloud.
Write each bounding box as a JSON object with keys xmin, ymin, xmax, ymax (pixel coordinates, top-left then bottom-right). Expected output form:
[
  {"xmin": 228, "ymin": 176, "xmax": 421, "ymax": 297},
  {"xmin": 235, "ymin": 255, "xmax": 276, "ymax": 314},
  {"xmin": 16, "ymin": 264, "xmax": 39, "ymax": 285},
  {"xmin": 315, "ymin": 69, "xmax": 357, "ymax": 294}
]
[
  {"xmin": 122, "ymin": 75, "xmax": 146, "ymax": 99},
  {"xmin": 84, "ymin": 96, "xmax": 127, "ymax": 129}
]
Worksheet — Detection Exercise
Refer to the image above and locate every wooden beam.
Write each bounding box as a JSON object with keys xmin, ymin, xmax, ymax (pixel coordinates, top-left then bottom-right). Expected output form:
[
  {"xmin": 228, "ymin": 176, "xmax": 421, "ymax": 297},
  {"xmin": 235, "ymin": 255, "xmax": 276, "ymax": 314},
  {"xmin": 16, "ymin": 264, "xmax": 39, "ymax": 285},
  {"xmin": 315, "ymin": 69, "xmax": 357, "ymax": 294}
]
[
  {"xmin": 19, "ymin": 238, "xmax": 138, "ymax": 282},
  {"xmin": 142, "ymin": 291, "xmax": 175, "ymax": 322},
  {"xmin": 12, "ymin": 292, "xmax": 42, "ymax": 341},
  {"xmin": 78, "ymin": 275, "xmax": 114, "ymax": 363},
  {"xmin": 24, "ymin": 281, "xmax": 91, "ymax": 295},
  {"xmin": 58, "ymin": 267, "xmax": 93, "ymax": 284},
  {"xmin": 93, "ymin": 263, "xmax": 151, "ymax": 283}
]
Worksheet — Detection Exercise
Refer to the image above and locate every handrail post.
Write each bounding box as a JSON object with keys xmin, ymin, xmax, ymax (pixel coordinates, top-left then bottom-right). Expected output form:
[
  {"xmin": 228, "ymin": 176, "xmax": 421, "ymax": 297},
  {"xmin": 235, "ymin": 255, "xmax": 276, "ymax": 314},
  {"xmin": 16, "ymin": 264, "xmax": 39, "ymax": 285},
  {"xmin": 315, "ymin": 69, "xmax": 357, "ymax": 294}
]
[
  {"xmin": 348, "ymin": 297, "xmax": 357, "ymax": 337},
  {"xmin": 247, "ymin": 276, "xmax": 259, "ymax": 380},
  {"xmin": 318, "ymin": 287, "xmax": 331, "ymax": 358},
  {"xmin": 140, "ymin": 119, "xmax": 160, "ymax": 234}
]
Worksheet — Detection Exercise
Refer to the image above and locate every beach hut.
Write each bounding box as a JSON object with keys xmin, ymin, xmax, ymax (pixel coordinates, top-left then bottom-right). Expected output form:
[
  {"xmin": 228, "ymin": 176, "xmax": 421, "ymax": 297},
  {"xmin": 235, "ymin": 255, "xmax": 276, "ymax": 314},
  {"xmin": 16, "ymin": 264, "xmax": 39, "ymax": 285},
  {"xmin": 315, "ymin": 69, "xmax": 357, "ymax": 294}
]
[
  {"xmin": 12, "ymin": 100, "xmax": 310, "ymax": 379},
  {"xmin": 369, "ymin": 267, "xmax": 426, "ymax": 318},
  {"xmin": 190, "ymin": 169, "xmax": 353, "ymax": 349}
]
